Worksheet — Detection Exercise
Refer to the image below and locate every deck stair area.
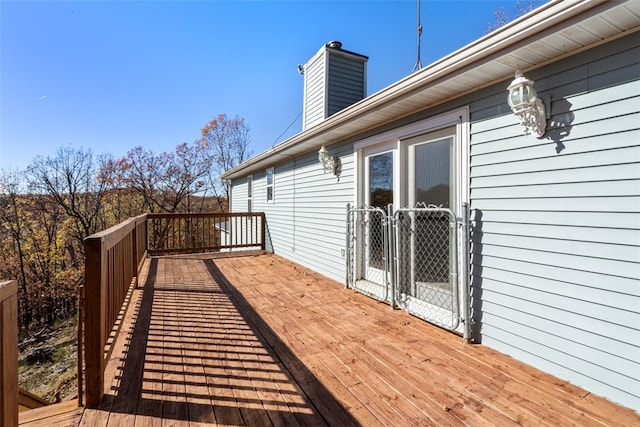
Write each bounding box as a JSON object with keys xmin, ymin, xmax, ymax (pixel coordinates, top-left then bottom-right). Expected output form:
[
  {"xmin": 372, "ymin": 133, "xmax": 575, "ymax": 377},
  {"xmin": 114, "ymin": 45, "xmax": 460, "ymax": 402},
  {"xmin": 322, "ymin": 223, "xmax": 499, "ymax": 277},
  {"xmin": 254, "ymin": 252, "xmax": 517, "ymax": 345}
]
[
  {"xmin": 19, "ymin": 401, "xmax": 84, "ymax": 427},
  {"xmin": 18, "ymin": 389, "xmax": 52, "ymax": 412}
]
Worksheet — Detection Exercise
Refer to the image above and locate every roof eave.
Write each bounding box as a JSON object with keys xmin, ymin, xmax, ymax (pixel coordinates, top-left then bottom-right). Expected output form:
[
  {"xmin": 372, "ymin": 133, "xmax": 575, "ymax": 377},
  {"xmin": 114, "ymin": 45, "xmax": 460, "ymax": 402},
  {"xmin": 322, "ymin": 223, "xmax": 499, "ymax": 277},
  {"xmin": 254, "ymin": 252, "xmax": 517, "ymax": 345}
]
[{"xmin": 222, "ymin": 0, "xmax": 636, "ymax": 180}]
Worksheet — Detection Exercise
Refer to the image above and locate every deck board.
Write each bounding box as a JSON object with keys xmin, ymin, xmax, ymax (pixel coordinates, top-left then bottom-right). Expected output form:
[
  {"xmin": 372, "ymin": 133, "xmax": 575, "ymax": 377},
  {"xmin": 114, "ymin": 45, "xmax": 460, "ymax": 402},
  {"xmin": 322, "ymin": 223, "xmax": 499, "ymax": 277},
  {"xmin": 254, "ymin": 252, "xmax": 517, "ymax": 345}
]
[{"xmin": 78, "ymin": 252, "xmax": 640, "ymax": 426}]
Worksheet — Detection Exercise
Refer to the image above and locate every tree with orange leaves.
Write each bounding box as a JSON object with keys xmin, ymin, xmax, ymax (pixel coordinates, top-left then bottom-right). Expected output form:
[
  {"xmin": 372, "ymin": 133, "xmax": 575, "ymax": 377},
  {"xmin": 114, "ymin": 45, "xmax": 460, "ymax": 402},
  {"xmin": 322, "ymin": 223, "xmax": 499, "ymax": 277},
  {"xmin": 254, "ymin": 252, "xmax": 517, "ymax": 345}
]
[{"xmin": 199, "ymin": 114, "xmax": 251, "ymax": 211}]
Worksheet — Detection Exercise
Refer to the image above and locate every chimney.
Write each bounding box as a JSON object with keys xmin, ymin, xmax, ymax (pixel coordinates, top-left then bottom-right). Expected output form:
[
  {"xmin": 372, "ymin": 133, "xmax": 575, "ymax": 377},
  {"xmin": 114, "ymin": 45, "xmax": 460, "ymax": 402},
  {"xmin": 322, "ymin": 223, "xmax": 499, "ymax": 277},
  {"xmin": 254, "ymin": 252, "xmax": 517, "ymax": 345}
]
[{"xmin": 301, "ymin": 41, "xmax": 368, "ymax": 130}]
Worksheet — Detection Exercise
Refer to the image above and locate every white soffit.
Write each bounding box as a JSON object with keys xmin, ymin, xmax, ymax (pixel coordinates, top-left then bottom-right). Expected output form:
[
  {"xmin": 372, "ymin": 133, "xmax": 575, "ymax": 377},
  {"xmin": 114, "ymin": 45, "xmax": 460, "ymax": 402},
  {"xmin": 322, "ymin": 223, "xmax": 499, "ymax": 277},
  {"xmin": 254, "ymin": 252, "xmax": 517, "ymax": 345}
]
[{"xmin": 222, "ymin": 0, "xmax": 640, "ymax": 180}]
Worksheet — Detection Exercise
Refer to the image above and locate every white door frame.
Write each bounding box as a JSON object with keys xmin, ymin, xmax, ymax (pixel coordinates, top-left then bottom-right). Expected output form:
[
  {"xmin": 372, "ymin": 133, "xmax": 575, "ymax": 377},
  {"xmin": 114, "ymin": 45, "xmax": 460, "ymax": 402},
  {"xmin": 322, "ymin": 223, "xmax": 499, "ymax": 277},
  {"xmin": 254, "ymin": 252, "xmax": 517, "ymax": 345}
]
[
  {"xmin": 355, "ymin": 107, "xmax": 469, "ymax": 215},
  {"xmin": 353, "ymin": 107, "xmax": 470, "ymax": 328}
]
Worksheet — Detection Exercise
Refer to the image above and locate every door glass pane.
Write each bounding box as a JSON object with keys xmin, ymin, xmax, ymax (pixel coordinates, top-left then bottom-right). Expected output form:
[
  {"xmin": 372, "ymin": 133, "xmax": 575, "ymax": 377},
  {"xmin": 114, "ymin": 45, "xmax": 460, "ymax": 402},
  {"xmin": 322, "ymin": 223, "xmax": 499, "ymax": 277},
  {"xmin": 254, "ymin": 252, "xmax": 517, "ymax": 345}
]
[
  {"xmin": 411, "ymin": 137, "xmax": 453, "ymax": 288},
  {"xmin": 414, "ymin": 138, "xmax": 451, "ymax": 208},
  {"xmin": 368, "ymin": 152, "xmax": 393, "ymax": 270},
  {"xmin": 369, "ymin": 152, "xmax": 393, "ymax": 208}
]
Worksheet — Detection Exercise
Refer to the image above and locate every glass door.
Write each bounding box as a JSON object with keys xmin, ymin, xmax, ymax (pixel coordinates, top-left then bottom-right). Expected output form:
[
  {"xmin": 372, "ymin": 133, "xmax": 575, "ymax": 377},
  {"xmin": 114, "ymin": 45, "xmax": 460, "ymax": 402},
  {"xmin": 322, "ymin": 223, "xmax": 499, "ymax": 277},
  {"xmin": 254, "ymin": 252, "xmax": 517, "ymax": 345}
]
[{"xmin": 403, "ymin": 127, "xmax": 456, "ymax": 304}]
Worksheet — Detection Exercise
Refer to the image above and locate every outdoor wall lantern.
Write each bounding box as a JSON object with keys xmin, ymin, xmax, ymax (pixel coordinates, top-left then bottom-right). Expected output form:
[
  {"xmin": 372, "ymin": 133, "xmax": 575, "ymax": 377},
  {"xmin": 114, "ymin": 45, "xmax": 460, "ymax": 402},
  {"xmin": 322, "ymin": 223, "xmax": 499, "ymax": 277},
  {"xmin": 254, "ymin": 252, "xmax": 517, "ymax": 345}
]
[
  {"xmin": 507, "ymin": 70, "xmax": 548, "ymax": 138},
  {"xmin": 318, "ymin": 145, "xmax": 338, "ymax": 175}
]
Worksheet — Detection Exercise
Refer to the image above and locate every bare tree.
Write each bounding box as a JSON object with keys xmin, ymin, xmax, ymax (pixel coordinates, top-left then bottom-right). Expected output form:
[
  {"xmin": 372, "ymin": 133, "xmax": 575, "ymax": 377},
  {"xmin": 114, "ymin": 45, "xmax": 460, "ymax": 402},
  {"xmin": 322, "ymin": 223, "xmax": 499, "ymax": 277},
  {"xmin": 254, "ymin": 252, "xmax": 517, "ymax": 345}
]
[
  {"xmin": 0, "ymin": 171, "xmax": 72, "ymax": 331},
  {"xmin": 99, "ymin": 153, "xmax": 146, "ymax": 223},
  {"xmin": 26, "ymin": 147, "xmax": 112, "ymax": 258},
  {"xmin": 199, "ymin": 114, "xmax": 252, "ymax": 210},
  {"xmin": 110, "ymin": 141, "xmax": 212, "ymax": 213},
  {"xmin": 0, "ymin": 170, "xmax": 31, "ymax": 330}
]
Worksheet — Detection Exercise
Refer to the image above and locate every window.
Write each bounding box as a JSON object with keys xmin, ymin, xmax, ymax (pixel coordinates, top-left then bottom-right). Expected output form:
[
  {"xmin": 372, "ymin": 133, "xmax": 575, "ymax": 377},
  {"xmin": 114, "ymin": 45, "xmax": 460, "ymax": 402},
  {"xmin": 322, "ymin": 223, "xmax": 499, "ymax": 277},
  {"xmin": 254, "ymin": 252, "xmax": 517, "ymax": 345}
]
[
  {"xmin": 266, "ymin": 168, "xmax": 274, "ymax": 202},
  {"xmin": 247, "ymin": 175, "xmax": 253, "ymax": 212}
]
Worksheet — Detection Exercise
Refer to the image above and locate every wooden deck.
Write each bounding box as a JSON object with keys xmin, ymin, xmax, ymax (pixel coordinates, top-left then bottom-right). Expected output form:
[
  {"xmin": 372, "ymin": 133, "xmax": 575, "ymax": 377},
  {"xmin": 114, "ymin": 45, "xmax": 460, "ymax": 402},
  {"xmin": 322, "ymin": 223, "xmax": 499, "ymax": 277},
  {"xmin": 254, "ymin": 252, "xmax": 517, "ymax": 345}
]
[{"xmin": 78, "ymin": 252, "xmax": 639, "ymax": 426}]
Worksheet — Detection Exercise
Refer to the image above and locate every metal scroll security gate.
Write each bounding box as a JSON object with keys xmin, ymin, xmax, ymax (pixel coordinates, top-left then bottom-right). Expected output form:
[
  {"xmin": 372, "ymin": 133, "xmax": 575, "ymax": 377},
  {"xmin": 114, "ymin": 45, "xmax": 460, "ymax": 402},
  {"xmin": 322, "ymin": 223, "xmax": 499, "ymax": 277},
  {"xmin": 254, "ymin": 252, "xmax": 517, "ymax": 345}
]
[
  {"xmin": 346, "ymin": 204, "xmax": 470, "ymax": 337},
  {"xmin": 394, "ymin": 207, "xmax": 460, "ymax": 331},
  {"xmin": 345, "ymin": 206, "xmax": 391, "ymax": 303}
]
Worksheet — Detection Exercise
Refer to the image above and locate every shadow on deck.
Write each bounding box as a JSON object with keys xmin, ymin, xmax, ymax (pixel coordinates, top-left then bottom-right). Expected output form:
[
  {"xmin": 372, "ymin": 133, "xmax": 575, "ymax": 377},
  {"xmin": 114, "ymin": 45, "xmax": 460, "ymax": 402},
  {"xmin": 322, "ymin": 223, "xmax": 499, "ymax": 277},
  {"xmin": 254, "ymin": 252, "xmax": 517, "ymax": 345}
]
[{"xmin": 79, "ymin": 252, "xmax": 639, "ymax": 427}]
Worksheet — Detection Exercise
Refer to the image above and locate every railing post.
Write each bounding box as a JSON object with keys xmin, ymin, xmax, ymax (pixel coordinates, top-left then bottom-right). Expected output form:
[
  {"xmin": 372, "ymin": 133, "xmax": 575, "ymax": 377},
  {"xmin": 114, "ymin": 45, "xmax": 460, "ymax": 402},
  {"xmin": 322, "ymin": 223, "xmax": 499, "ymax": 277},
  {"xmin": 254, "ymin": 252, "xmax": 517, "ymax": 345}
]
[
  {"xmin": 260, "ymin": 213, "xmax": 266, "ymax": 251},
  {"xmin": 84, "ymin": 236, "xmax": 107, "ymax": 408},
  {"xmin": 387, "ymin": 203, "xmax": 396, "ymax": 310},
  {"xmin": 346, "ymin": 203, "xmax": 351, "ymax": 289},
  {"xmin": 0, "ymin": 280, "xmax": 18, "ymax": 427},
  {"xmin": 132, "ymin": 220, "xmax": 138, "ymax": 276},
  {"xmin": 143, "ymin": 215, "xmax": 149, "ymax": 254},
  {"xmin": 461, "ymin": 202, "xmax": 472, "ymax": 343}
]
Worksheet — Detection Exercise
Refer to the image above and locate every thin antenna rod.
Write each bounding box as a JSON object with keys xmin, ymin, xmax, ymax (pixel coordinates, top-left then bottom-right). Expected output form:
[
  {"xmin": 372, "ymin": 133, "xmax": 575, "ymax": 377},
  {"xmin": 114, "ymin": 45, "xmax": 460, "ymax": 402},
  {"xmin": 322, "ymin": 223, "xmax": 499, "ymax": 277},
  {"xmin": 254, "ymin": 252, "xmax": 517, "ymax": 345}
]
[{"xmin": 412, "ymin": 0, "xmax": 422, "ymax": 72}]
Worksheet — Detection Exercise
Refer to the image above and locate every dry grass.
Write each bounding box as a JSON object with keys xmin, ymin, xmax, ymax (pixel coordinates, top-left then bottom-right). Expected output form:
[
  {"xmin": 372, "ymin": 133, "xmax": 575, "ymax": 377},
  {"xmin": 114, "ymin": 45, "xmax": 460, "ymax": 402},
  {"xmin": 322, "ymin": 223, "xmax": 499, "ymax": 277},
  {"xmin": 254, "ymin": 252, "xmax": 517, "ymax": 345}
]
[{"xmin": 18, "ymin": 317, "xmax": 78, "ymax": 403}]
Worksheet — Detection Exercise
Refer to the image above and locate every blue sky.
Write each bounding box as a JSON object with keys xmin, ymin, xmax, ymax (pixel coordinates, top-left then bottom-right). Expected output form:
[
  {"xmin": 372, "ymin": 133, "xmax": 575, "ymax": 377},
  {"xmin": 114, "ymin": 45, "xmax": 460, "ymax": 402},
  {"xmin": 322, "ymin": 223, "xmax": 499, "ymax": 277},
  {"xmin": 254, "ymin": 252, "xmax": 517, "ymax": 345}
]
[{"xmin": 1, "ymin": 0, "xmax": 532, "ymax": 171}]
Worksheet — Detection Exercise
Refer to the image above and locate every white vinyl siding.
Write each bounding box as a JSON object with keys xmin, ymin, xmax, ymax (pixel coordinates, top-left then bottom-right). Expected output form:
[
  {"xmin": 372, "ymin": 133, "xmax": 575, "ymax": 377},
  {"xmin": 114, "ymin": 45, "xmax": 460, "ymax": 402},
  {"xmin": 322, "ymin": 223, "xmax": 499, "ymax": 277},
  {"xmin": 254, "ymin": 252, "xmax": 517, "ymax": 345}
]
[
  {"xmin": 303, "ymin": 53, "xmax": 326, "ymax": 130},
  {"xmin": 326, "ymin": 53, "xmax": 366, "ymax": 117},
  {"xmin": 230, "ymin": 175, "xmax": 248, "ymax": 213},
  {"xmin": 237, "ymin": 142, "xmax": 353, "ymax": 283},
  {"xmin": 468, "ymin": 34, "xmax": 639, "ymax": 410}
]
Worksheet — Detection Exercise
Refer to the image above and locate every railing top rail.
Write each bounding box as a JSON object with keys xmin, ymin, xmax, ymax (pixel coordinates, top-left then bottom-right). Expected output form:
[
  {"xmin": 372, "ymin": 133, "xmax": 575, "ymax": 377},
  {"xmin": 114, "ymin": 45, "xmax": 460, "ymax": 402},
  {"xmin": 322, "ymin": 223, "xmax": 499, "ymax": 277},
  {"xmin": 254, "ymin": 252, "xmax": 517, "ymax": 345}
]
[
  {"xmin": 85, "ymin": 214, "xmax": 148, "ymax": 249},
  {"xmin": 0, "ymin": 280, "xmax": 17, "ymax": 301},
  {"xmin": 147, "ymin": 212, "xmax": 264, "ymax": 219}
]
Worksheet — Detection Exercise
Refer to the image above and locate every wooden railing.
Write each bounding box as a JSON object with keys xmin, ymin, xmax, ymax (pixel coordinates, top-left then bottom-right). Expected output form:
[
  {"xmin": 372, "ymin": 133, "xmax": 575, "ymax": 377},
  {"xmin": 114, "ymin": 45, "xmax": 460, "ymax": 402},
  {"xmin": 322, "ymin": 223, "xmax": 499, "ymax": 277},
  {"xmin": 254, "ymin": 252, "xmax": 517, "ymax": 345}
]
[
  {"xmin": 1, "ymin": 280, "xmax": 18, "ymax": 426},
  {"xmin": 83, "ymin": 214, "xmax": 147, "ymax": 407},
  {"xmin": 147, "ymin": 212, "xmax": 266, "ymax": 255},
  {"xmin": 82, "ymin": 212, "xmax": 264, "ymax": 407}
]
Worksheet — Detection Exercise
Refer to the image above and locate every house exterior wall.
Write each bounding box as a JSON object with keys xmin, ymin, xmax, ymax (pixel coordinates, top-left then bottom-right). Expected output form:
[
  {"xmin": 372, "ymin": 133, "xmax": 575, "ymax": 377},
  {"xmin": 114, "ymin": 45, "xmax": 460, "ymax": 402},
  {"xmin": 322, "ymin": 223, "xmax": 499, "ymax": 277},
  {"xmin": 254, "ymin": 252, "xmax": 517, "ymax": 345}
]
[
  {"xmin": 229, "ymin": 33, "xmax": 639, "ymax": 410},
  {"xmin": 231, "ymin": 140, "xmax": 355, "ymax": 283},
  {"xmin": 230, "ymin": 175, "xmax": 250, "ymax": 212},
  {"xmin": 468, "ymin": 33, "xmax": 639, "ymax": 410}
]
